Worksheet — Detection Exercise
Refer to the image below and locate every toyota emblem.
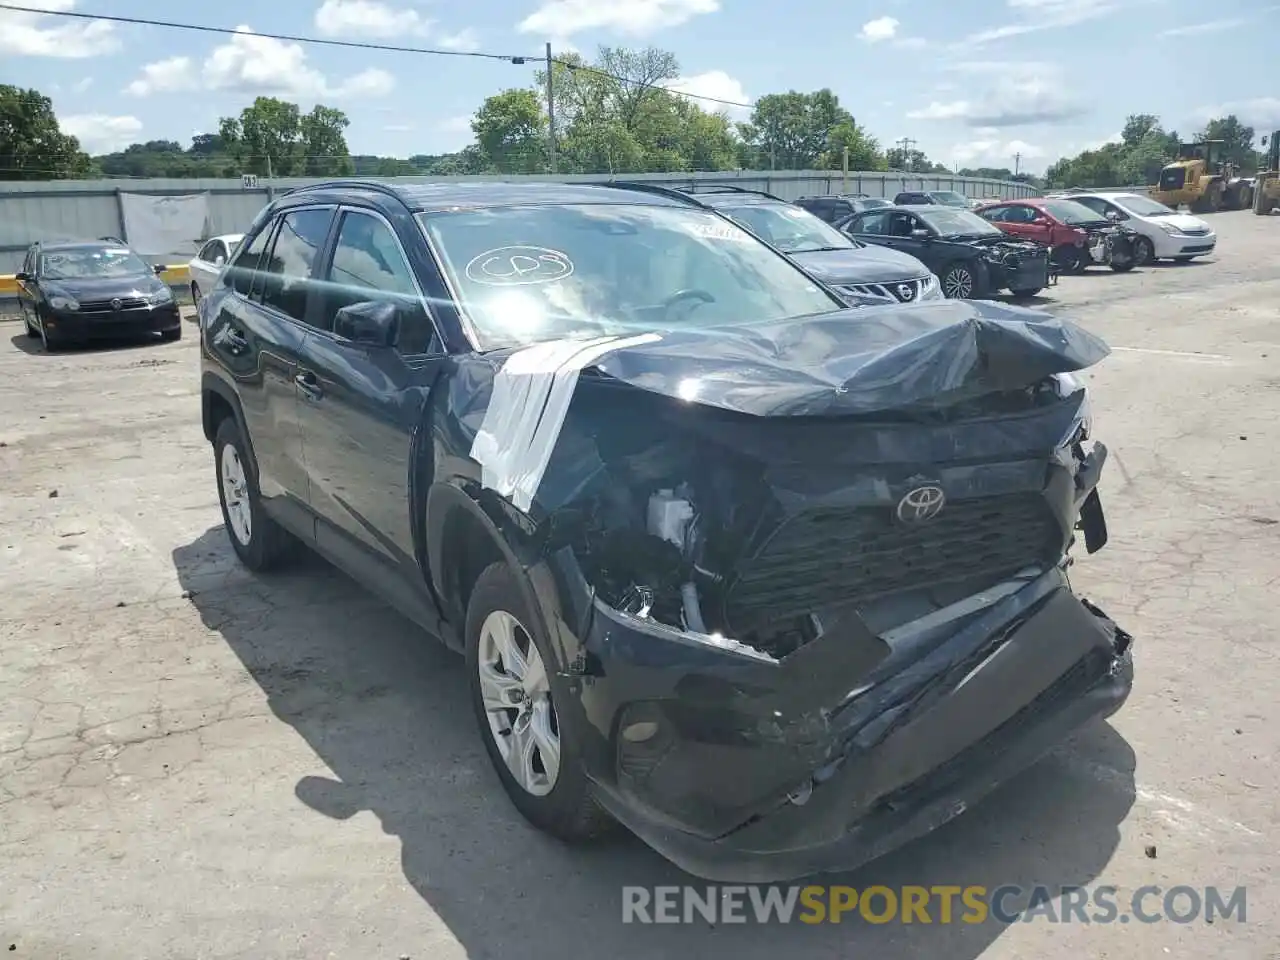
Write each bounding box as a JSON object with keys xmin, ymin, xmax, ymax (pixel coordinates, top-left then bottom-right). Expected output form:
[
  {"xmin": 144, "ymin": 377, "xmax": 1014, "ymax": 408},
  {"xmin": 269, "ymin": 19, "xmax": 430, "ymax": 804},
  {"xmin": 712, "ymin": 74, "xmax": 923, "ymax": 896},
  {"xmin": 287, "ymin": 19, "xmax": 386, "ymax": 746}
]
[
  {"xmin": 896, "ymin": 484, "xmax": 946, "ymax": 523},
  {"xmin": 898, "ymin": 283, "xmax": 916, "ymax": 301},
  {"xmin": 110, "ymin": 298, "xmax": 122, "ymax": 311}
]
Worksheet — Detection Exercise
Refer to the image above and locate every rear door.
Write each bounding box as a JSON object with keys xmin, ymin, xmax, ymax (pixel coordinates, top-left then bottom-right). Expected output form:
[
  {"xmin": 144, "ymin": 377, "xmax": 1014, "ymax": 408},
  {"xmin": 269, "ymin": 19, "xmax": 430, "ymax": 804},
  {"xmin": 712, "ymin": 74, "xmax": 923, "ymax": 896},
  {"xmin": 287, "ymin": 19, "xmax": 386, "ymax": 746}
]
[
  {"xmin": 293, "ymin": 205, "xmax": 448, "ymax": 606},
  {"xmin": 204, "ymin": 206, "xmax": 336, "ymax": 528}
]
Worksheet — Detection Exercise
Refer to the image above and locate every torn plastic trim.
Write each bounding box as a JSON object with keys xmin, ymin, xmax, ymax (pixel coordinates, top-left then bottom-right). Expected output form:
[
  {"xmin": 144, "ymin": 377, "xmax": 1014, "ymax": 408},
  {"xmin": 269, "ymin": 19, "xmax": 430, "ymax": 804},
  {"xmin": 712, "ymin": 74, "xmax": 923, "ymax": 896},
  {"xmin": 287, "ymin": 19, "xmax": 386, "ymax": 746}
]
[{"xmin": 470, "ymin": 332, "xmax": 662, "ymax": 511}]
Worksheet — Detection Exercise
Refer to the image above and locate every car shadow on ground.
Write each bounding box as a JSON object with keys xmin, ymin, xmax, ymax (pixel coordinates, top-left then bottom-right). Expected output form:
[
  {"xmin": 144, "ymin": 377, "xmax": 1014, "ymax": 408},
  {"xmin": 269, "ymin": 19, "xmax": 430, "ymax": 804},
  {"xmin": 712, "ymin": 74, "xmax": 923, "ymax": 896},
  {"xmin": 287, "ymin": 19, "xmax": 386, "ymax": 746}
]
[
  {"xmin": 7, "ymin": 329, "xmax": 174, "ymax": 356},
  {"xmin": 174, "ymin": 527, "xmax": 1136, "ymax": 959}
]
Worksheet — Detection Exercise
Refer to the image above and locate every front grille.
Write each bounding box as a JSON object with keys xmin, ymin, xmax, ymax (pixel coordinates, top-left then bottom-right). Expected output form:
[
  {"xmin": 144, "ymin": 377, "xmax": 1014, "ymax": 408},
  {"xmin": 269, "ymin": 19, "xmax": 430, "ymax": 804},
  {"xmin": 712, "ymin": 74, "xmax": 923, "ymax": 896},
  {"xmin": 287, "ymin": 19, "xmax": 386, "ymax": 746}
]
[
  {"xmin": 79, "ymin": 297, "xmax": 148, "ymax": 313},
  {"xmin": 841, "ymin": 278, "xmax": 927, "ymax": 304},
  {"xmin": 1178, "ymin": 226, "xmax": 1210, "ymax": 236},
  {"xmin": 1160, "ymin": 168, "xmax": 1187, "ymax": 191},
  {"xmin": 724, "ymin": 493, "xmax": 1061, "ymax": 629}
]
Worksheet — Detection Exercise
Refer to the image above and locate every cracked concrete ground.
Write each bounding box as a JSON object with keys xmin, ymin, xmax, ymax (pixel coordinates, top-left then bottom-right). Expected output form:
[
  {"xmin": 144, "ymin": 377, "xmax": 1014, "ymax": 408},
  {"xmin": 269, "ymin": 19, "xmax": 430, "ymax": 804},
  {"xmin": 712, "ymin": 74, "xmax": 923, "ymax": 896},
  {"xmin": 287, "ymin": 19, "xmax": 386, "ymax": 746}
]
[{"xmin": 1, "ymin": 212, "xmax": 1276, "ymax": 959}]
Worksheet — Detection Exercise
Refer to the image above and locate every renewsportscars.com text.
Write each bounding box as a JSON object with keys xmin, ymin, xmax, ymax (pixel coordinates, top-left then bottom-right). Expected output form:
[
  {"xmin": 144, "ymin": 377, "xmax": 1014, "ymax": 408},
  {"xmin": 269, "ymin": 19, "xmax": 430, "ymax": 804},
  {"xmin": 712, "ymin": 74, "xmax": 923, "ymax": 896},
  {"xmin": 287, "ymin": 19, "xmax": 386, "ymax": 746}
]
[{"xmin": 621, "ymin": 884, "xmax": 1247, "ymax": 925}]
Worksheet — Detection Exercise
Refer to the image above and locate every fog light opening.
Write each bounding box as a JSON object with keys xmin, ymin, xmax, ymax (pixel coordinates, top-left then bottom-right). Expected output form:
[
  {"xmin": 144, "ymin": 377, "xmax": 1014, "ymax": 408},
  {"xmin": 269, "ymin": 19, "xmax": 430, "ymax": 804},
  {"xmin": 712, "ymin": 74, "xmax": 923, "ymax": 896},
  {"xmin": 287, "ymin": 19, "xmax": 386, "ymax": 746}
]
[
  {"xmin": 622, "ymin": 720, "xmax": 659, "ymax": 743},
  {"xmin": 787, "ymin": 780, "xmax": 813, "ymax": 806}
]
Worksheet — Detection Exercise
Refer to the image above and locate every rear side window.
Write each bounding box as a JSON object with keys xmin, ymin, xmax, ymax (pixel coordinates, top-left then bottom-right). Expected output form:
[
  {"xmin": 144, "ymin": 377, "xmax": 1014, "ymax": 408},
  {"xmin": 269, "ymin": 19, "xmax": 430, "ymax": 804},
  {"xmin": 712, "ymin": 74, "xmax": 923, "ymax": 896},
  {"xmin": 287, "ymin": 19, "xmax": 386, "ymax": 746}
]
[
  {"xmin": 226, "ymin": 224, "xmax": 274, "ymax": 295},
  {"xmin": 258, "ymin": 208, "xmax": 334, "ymax": 325},
  {"xmin": 852, "ymin": 211, "xmax": 890, "ymax": 235}
]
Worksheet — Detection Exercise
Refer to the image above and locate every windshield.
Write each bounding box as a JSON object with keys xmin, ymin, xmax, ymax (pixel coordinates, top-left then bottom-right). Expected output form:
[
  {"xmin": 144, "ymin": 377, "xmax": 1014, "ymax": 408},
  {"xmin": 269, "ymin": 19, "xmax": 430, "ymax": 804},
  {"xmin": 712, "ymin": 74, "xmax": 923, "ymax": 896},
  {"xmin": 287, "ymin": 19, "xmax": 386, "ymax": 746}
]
[
  {"xmin": 932, "ymin": 191, "xmax": 969, "ymax": 207},
  {"xmin": 418, "ymin": 203, "xmax": 842, "ymax": 350},
  {"xmin": 917, "ymin": 208, "xmax": 1004, "ymax": 237},
  {"xmin": 1041, "ymin": 199, "xmax": 1109, "ymax": 224},
  {"xmin": 718, "ymin": 202, "xmax": 856, "ymax": 253},
  {"xmin": 40, "ymin": 247, "xmax": 151, "ymax": 281},
  {"xmin": 1112, "ymin": 195, "xmax": 1177, "ymax": 217}
]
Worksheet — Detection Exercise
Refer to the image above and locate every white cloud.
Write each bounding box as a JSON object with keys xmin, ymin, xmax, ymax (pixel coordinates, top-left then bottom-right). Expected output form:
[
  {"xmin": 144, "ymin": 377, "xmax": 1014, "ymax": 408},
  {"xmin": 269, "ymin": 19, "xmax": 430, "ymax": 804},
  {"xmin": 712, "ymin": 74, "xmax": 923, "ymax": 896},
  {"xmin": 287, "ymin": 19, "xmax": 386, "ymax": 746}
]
[
  {"xmin": 859, "ymin": 16, "xmax": 898, "ymax": 41},
  {"xmin": 1085, "ymin": 131, "xmax": 1122, "ymax": 150},
  {"xmin": 1158, "ymin": 17, "xmax": 1246, "ymax": 37},
  {"xmin": 126, "ymin": 56, "xmax": 198, "ymax": 96},
  {"xmin": 433, "ymin": 115, "xmax": 475, "ymax": 151},
  {"xmin": 950, "ymin": 137, "xmax": 1044, "ymax": 168},
  {"xmin": 438, "ymin": 28, "xmax": 481, "ymax": 51},
  {"xmin": 662, "ymin": 70, "xmax": 751, "ymax": 118},
  {"xmin": 908, "ymin": 64, "xmax": 1087, "ymax": 127},
  {"xmin": 962, "ymin": 0, "xmax": 1124, "ymax": 46},
  {"xmin": 518, "ymin": 0, "xmax": 719, "ymax": 37},
  {"xmin": 125, "ymin": 27, "xmax": 396, "ymax": 100},
  {"xmin": 71, "ymin": 76, "xmax": 93, "ymax": 93},
  {"xmin": 2, "ymin": 0, "xmax": 117, "ymax": 58},
  {"xmin": 1193, "ymin": 98, "xmax": 1280, "ymax": 133},
  {"xmin": 60, "ymin": 114, "xmax": 143, "ymax": 153},
  {"xmin": 315, "ymin": 0, "xmax": 428, "ymax": 36}
]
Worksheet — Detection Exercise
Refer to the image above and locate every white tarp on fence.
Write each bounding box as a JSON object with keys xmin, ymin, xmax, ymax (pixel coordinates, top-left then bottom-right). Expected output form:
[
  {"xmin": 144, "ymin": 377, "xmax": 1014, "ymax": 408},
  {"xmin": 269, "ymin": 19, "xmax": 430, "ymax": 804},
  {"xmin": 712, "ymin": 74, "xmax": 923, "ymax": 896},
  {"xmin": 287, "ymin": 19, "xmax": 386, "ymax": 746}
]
[{"xmin": 118, "ymin": 192, "xmax": 210, "ymax": 255}]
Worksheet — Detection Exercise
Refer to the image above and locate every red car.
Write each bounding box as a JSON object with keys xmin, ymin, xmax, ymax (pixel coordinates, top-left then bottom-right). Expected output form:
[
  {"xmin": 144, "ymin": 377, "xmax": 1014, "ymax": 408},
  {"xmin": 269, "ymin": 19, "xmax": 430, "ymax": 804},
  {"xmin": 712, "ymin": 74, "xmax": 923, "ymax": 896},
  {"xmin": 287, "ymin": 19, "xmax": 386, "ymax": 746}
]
[{"xmin": 975, "ymin": 197, "xmax": 1136, "ymax": 272}]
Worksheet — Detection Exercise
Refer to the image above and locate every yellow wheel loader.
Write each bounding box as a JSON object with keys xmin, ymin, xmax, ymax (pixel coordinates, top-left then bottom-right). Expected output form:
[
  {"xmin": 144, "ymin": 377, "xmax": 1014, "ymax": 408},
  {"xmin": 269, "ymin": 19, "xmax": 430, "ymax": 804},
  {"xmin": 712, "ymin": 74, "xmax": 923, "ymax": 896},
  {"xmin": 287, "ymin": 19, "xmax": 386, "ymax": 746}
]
[
  {"xmin": 1254, "ymin": 131, "xmax": 1279, "ymax": 216},
  {"xmin": 1151, "ymin": 140, "xmax": 1253, "ymax": 213}
]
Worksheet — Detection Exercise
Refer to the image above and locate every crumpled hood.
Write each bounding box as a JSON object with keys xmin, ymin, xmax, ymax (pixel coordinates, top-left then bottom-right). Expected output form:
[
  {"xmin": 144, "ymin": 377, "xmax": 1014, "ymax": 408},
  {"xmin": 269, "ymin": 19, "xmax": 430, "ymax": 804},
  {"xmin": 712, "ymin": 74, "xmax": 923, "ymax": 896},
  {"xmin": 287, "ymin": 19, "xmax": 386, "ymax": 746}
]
[
  {"xmin": 586, "ymin": 298, "xmax": 1109, "ymax": 417},
  {"xmin": 790, "ymin": 245, "xmax": 931, "ymax": 284}
]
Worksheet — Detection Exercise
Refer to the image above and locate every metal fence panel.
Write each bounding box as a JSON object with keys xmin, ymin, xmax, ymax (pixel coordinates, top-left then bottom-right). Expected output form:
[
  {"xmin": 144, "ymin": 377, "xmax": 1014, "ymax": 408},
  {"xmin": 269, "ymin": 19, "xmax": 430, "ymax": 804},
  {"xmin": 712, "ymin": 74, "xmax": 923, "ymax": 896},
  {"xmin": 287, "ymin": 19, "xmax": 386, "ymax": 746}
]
[{"xmin": 0, "ymin": 170, "xmax": 1036, "ymax": 274}]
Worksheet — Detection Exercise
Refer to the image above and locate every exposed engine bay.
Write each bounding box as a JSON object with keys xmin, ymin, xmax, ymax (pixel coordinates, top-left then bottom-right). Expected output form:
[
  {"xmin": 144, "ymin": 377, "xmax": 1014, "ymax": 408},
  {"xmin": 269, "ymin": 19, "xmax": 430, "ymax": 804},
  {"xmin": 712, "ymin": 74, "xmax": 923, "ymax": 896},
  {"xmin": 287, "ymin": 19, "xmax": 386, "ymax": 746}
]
[{"xmin": 541, "ymin": 366, "xmax": 1099, "ymax": 661}]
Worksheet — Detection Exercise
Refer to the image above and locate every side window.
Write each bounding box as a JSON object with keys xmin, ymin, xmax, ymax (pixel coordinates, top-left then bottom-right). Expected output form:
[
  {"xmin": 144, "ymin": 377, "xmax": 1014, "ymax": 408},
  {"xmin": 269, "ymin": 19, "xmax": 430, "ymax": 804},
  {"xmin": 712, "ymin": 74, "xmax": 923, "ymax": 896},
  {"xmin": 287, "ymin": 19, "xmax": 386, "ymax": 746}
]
[
  {"xmin": 981, "ymin": 205, "xmax": 1008, "ymax": 221},
  {"xmin": 1004, "ymin": 205, "xmax": 1032, "ymax": 223},
  {"xmin": 258, "ymin": 208, "xmax": 334, "ymax": 325},
  {"xmin": 1105, "ymin": 202, "xmax": 1129, "ymax": 220},
  {"xmin": 1075, "ymin": 197, "xmax": 1106, "ymax": 216},
  {"xmin": 854, "ymin": 211, "xmax": 888, "ymax": 235},
  {"xmin": 322, "ymin": 210, "xmax": 439, "ymax": 356},
  {"xmin": 226, "ymin": 223, "xmax": 275, "ymax": 295},
  {"xmin": 197, "ymin": 239, "xmax": 218, "ymax": 262},
  {"xmin": 888, "ymin": 212, "xmax": 916, "ymax": 237}
]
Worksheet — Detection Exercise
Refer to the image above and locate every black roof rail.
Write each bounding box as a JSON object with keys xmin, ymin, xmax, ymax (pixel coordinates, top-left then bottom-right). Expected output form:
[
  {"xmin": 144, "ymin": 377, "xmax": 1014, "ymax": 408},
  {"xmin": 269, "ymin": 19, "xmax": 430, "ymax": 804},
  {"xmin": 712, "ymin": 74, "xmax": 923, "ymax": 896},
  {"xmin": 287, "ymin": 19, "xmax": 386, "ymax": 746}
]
[
  {"xmin": 678, "ymin": 183, "xmax": 787, "ymax": 201},
  {"xmin": 283, "ymin": 179, "xmax": 409, "ymax": 204},
  {"xmin": 596, "ymin": 180, "xmax": 712, "ymax": 208}
]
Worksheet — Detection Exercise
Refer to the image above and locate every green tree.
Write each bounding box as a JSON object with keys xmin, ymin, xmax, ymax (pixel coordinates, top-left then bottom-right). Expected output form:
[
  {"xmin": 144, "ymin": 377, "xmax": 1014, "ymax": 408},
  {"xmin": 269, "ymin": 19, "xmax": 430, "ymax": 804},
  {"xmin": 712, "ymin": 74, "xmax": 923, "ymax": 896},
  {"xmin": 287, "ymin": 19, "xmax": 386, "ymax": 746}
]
[
  {"xmin": 471, "ymin": 88, "xmax": 547, "ymax": 173},
  {"xmin": 299, "ymin": 105, "xmax": 355, "ymax": 176},
  {"xmin": 0, "ymin": 84, "xmax": 91, "ymax": 180},
  {"xmin": 737, "ymin": 90, "xmax": 864, "ymax": 169},
  {"xmin": 1200, "ymin": 114, "xmax": 1256, "ymax": 170},
  {"xmin": 819, "ymin": 121, "xmax": 886, "ymax": 171}
]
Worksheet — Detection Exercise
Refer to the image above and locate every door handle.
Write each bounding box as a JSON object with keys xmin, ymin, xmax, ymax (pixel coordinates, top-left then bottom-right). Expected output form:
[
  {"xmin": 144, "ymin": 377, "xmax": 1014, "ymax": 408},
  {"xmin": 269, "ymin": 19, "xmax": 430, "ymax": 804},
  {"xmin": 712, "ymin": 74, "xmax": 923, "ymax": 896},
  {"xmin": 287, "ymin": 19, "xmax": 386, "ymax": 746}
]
[{"xmin": 294, "ymin": 369, "xmax": 323, "ymax": 401}]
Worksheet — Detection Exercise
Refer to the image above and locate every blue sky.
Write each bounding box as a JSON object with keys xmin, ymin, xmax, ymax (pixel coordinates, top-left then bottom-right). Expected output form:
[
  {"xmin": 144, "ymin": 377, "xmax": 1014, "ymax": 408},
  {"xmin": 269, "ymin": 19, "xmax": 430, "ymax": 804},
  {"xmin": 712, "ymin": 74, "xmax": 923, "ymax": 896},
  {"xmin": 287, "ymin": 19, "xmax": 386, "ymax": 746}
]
[{"xmin": 2, "ymin": 0, "xmax": 1277, "ymax": 172}]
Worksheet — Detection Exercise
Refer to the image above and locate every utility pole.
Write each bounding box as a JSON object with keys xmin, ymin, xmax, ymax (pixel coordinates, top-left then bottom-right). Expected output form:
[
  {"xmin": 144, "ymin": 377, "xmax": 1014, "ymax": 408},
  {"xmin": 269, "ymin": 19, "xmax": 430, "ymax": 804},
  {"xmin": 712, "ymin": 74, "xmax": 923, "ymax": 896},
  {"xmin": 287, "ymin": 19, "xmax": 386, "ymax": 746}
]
[
  {"xmin": 544, "ymin": 41, "xmax": 557, "ymax": 174},
  {"xmin": 895, "ymin": 137, "xmax": 917, "ymax": 171},
  {"xmin": 1014, "ymin": 151, "xmax": 1021, "ymax": 177}
]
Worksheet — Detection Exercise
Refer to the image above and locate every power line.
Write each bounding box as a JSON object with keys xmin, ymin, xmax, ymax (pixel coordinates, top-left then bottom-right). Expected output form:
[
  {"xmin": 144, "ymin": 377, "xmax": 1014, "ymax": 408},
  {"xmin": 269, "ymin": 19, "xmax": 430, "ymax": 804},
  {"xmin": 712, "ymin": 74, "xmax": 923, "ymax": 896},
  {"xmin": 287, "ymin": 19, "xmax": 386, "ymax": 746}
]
[
  {"xmin": 0, "ymin": 3, "xmax": 536, "ymax": 63},
  {"xmin": 0, "ymin": 4, "xmax": 758, "ymax": 111}
]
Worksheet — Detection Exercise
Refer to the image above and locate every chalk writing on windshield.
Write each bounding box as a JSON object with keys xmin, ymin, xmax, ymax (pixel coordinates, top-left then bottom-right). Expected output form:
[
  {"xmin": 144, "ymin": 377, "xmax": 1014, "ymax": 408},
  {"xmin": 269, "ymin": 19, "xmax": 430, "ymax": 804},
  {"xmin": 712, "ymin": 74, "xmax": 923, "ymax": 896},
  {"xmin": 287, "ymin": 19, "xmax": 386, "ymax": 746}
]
[{"xmin": 464, "ymin": 246, "xmax": 574, "ymax": 286}]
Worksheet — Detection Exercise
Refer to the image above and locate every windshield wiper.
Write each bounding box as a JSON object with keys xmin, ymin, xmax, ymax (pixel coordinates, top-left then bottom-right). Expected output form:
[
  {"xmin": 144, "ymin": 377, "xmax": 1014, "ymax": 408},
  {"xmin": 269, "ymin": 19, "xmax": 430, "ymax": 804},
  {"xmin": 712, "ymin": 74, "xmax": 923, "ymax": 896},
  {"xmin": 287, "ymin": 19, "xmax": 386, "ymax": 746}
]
[{"xmin": 791, "ymin": 245, "xmax": 850, "ymax": 253}]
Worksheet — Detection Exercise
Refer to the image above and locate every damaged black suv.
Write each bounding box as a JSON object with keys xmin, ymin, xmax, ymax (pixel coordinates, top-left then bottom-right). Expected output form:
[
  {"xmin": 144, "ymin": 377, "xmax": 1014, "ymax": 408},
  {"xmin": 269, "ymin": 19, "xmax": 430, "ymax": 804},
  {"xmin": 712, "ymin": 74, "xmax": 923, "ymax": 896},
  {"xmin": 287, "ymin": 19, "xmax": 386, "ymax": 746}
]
[{"xmin": 200, "ymin": 179, "xmax": 1133, "ymax": 882}]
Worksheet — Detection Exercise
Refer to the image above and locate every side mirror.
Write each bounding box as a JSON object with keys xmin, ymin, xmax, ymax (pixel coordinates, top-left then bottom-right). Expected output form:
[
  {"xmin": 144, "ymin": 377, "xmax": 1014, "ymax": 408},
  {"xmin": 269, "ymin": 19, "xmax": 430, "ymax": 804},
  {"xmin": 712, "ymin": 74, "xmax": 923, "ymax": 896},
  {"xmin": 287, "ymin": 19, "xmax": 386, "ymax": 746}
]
[
  {"xmin": 1032, "ymin": 215, "xmax": 1051, "ymax": 225},
  {"xmin": 1105, "ymin": 210, "xmax": 1122, "ymax": 221},
  {"xmin": 911, "ymin": 228, "xmax": 931, "ymax": 240},
  {"xmin": 334, "ymin": 299, "xmax": 398, "ymax": 347},
  {"xmin": 15, "ymin": 271, "xmax": 32, "ymax": 283},
  {"xmin": 153, "ymin": 264, "xmax": 166, "ymax": 275}
]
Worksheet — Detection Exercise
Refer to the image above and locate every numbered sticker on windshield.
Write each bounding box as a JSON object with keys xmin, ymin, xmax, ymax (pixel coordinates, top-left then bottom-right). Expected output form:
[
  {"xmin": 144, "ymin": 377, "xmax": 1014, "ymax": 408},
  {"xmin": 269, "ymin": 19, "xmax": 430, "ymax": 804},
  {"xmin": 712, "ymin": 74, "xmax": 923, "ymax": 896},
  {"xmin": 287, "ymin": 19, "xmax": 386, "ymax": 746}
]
[{"xmin": 684, "ymin": 222, "xmax": 753, "ymax": 242}]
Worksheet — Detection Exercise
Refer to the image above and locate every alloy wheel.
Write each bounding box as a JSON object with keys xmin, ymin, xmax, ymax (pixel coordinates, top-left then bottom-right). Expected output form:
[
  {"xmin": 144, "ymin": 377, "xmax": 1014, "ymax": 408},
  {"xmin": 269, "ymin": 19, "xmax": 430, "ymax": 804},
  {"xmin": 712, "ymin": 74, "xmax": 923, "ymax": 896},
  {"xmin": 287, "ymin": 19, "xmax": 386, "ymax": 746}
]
[
  {"xmin": 1133, "ymin": 236, "xmax": 1154, "ymax": 265},
  {"xmin": 476, "ymin": 609, "xmax": 561, "ymax": 797},
  {"xmin": 219, "ymin": 442, "xmax": 253, "ymax": 546},
  {"xmin": 943, "ymin": 266, "xmax": 974, "ymax": 298}
]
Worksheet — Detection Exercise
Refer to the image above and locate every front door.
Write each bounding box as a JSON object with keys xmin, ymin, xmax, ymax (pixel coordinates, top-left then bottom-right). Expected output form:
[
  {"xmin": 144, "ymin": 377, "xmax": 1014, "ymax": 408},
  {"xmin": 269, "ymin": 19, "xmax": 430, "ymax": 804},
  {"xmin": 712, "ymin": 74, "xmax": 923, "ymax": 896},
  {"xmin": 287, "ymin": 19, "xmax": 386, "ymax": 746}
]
[
  {"xmin": 293, "ymin": 207, "xmax": 447, "ymax": 596},
  {"xmin": 205, "ymin": 206, "xmax": 334, "ymax": 521}
]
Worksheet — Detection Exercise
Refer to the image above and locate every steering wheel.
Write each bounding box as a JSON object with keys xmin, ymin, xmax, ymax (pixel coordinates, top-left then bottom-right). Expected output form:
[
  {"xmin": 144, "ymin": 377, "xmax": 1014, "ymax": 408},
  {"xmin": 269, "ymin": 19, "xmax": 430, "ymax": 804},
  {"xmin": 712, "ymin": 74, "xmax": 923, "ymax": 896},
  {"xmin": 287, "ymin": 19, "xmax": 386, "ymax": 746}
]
[{"xmin": 661, "ymin": 288, "xmax": 716, "ymax": 320}]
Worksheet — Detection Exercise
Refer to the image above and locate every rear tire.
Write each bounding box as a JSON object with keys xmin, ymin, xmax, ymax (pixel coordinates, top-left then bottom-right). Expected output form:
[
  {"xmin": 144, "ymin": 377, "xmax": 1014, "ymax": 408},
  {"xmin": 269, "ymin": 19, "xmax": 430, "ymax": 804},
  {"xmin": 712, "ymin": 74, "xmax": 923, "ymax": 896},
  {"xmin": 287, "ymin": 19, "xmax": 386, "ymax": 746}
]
[
  {"xmin": 213, "ymin": 416, "xmax": 294, "ymax": 571},
  {"xmin": 1110, "ymin": 259, "xmax": 1136, "ymax": 273},
  {"xmin": 161, "ymin": 326, "xmax": 181, "ymax": 342},
  {"xmin": 1010, "ymin": 287, "xmax": 1042, "ymax": 299},
  {"xmin": 466, "ymin": 561, "xmax": 613, "ymax": 842}
]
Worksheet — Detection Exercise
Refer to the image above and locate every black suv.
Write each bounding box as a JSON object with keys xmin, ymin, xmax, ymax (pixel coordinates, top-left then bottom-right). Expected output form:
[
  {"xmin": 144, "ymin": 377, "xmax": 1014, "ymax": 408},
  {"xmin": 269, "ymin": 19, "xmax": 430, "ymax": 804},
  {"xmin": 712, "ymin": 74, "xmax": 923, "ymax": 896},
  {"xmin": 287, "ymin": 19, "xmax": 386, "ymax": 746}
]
[
  {"xmin": 794, "ymin": 194, "xmax": 891, "ymax": 223},
  {"xmin": 200, "ymin": 179, "xmax": 1132, "ymax": 882},
  {"xmin": 892, "ymin": 190, "xmax": 972, "ymax": 208}
]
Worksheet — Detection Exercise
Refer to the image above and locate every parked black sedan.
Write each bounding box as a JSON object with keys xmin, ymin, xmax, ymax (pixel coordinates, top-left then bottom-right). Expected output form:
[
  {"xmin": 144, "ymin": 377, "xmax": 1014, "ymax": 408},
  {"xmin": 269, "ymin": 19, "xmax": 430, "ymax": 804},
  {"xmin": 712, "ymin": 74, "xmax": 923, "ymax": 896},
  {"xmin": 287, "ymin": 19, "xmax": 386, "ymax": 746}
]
[
  {"xmin": 15, "ymin": 240, "xmax": 182, "ymax": 351},
  {"xmin": 838, "ymin": 205, "xmax": 1052, "ymax": 300}
]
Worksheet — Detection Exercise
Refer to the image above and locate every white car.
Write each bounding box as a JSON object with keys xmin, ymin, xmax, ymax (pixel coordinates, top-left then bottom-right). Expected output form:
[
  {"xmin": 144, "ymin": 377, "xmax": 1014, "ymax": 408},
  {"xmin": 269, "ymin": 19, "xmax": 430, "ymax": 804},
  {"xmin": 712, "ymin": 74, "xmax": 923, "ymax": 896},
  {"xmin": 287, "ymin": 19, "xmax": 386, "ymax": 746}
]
[
  {"xmin": 187, "ymin": 233, "xmax": 243, "ymax": 304},
  {"xmin": 1047, "ymin": 192, "xmax": 1215, "ymax": 264}
]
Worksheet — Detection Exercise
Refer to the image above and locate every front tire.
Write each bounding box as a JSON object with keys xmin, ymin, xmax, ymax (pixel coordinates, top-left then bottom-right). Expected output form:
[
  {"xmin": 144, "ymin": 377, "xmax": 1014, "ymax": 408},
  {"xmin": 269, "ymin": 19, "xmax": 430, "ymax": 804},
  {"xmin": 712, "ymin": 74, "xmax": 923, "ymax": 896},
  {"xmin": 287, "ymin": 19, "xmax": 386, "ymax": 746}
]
[
  {"xmin": 1131, "ymin": 236, "xmax": 1155, "ymax": 265},
  {"xmin": 466, "ymin": 561, "xmax": 612, "ymax": 842},
  {"xmin": 190, "ymin": 282, "xmax": 201, "ymax": 306},
  {"xmin": 213, "ymin": 417, "xmax": 294, "ymax": 571},
  {"xmin": 1010, "ymin": 287, "xmax": 1042, "ymax": 299},
  {"xmin": 941, "ymin": 262, "xmax": 980, "ymax": 299},
  {"xmin": 161, "ymin": 326, "xmax": 181, "ymax": 342},
  {"xmin": 1110, "ymin": 259, "xmax": 1136, "ymax": 272}
]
